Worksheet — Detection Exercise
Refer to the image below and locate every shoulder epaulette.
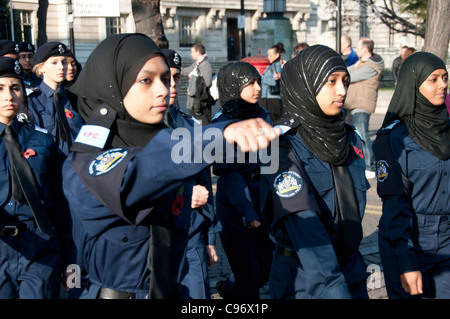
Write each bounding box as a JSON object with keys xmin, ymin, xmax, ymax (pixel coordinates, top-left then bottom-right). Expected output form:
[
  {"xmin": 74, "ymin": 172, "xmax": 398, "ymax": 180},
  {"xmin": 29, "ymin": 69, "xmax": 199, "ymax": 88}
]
[
  {"xmin": 16, "ymin": 113, "xmax": 51, "ymax": 136},
  {"xmin": 345, "ymin": 122, "xmax": 364, "ymax": 141},
  {"xmin": 274, "ymin": 125, "xmax": 293, "ymax": 135},
  {"xmin": 26, "ymin": 87, "xmax": 40, "ymax": 97},
  {"xmin": 211, "ymin": 109, "xmax": 223, "ymax": 123},
  {"xmin": 179, "ymin": 108, "xmax": 201, "ymax": 125},
  {"xmin": 377, "ymin": 120, "xmax": 400, "ymax": 135}
]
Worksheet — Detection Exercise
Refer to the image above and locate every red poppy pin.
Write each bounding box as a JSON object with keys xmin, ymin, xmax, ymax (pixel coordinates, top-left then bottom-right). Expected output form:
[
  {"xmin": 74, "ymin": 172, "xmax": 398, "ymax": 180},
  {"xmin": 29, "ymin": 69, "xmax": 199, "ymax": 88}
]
[
  {"xmin": 171, "ymin": 185, "xmax": 185, "ymax": 215},
  {"xmin": 351, "ymin": 142, "xmax": 364, "ymax": 159},
  {"xmin": 23, "ymin": 149, "xmax": 36, "ymax": 159},
  {"xmin": 65, "ymin": 109, "xmax": 74, "ymax": 119}
]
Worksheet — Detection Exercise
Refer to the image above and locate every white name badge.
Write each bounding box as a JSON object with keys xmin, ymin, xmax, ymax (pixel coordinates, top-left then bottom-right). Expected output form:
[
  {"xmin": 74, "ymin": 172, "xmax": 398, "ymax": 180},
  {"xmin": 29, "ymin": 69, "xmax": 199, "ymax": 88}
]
[{"xmin": 75, "ymin": 125, "xmax": 110, "ymax": 149}]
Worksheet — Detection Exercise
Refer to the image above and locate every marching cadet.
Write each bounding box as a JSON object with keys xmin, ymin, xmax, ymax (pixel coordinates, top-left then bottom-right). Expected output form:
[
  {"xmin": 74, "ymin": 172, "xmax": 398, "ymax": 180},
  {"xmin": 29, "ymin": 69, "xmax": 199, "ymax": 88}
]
[
  {"xmin": 17, "ymin": 41, "xmax": 41, "ymax": 90},
  {"xmin": 162, "ymin": 48, "xmax": 219, "ymax": 299},
  {"xmin": 62, "ymin": 33, "xmax": 278, "ymax": 299},
  {"xmin": 374, "ymin": 51, "xmax": 450, "ymax": 299},
  {"xmin": 0, "ymin": 56, "xmax": 74, "ymax": 298},
  {"xmin": 0, "ymin": 40, "xmax": 19, "ymax": 59},
  {"xmin": 261, "ymin": 45, "xmax": 370, "ymax": 299},
  {"xmin": 212, "ymin": 61, "xmax": 274, "ymax": 299},
  {"xmin": 27, "ymin": 42, "xmax": 83, "ymax": 156}
]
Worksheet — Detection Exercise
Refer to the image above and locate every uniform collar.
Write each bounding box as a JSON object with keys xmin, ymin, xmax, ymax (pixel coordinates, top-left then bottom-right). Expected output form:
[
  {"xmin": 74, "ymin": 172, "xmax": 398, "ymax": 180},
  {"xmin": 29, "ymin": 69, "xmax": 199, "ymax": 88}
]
[
  {"xmin": 0, "ymin": 118, "xmax": 21, "ymax": 136},
  {"xmin": 39, "ymin": 81, "xmax": 60, "ymax": 98},
  {"xmin": 0, "ymin": 121, "xmax": 5, "ymax": 136}
]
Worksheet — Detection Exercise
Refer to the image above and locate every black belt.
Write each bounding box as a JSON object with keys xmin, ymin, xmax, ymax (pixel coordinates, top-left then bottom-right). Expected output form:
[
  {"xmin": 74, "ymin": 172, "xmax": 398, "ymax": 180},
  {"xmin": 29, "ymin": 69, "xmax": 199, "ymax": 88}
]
[
  {"xmin": 98, "ymin": 287, "xmax": 137, "ymax": 299},
  {"xmin": 0, "ymin": 223, "xmax": 29, "ymax": 237},
  {"xmin": 277, "ymin": 246, "xmax": 297, "ymax": 258}
]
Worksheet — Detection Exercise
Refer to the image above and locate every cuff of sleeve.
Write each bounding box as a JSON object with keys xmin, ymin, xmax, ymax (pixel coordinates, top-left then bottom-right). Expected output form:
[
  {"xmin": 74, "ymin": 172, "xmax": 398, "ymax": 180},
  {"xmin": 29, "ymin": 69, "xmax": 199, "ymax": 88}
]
[
  {"xmin": 396, "ymin": 253, "xmax": 420, "ymax": 274},
  {"xmin": 207, "ymin": 232, "xmax": 217, "ymax": 246},
  {"xmin": 242, "ymin": 208, "xmax": 259, "ymax": 226}
]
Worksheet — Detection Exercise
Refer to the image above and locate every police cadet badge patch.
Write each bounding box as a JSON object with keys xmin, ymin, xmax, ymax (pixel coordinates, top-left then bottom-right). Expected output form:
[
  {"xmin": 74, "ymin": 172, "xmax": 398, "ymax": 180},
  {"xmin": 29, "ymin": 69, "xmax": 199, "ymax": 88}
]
[
  {"xmin": 273, "ymin": 170, "xmax": 303, "ymax": 198},
  {"xmin": 89, "ymin": 148, "xmax": 128, "ymax": 176},
  {"xmin": 376, "ymin": 160, "xmax": 389, "ymax": 182}
]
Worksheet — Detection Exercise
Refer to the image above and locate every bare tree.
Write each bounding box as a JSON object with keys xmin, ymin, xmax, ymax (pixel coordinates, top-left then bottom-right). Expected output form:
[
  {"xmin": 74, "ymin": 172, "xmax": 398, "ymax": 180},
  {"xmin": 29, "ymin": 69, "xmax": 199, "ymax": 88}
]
[
  {"xmin": 370, "ymin": 0, "xmax": 450, "ymax": 61},
  {"xmin": 131, "ymin": 0, "xmax": 165, "ymax": 44},
  {"xmin": 37, "ymin": 0, "xmax": 48, "ymax": 46},
  {"xmin": 368, "ymin": 0, "xmax": 425, "ymax": 37},
  {"xmin": 422, "ymin": 0, "xmax": 450, "ymax": 61}
]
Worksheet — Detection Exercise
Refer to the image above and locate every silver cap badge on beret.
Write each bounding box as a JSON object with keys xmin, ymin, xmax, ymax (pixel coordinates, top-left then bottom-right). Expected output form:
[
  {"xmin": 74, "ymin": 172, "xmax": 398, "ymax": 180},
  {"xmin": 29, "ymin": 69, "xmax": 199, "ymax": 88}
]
[
  {"xmin": 58, "ymin": 44, "xmax": 65, "ymax": 54},
  {"xmin": 14, "ymin": 60, "xmax": 21, "ymax": 74},
  {"xmin": 173, "ymin": 53, "xmax": 180, "ymax": 66}
]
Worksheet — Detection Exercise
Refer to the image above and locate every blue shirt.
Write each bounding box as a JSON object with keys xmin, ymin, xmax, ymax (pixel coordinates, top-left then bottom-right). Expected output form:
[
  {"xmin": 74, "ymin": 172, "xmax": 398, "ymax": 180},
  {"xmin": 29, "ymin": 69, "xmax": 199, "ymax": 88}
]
[
  {"xmin": 344, "ymin": 49, "xmax": 359, "ymax": 67},
  {"xmin": 374, "ymin": 121, "xmax": 450, "ymax": 272},
  {"xmin": 28, "ymin": 81, "xmax": 84, "ymax": 155},
  {"xmin": 261, "ymin": 126, "xmax": 370, "ymax": 298},
  {"xmin": 63, "ymin": 121, "xmax": 231, "ymax": 296},
  {"xmin": 212, "ymin": 107, "xmax": 272, "ymax": 224},
  {"xmin": 0, "ymin": 119, "xmax": 73, "ymax": 266}
]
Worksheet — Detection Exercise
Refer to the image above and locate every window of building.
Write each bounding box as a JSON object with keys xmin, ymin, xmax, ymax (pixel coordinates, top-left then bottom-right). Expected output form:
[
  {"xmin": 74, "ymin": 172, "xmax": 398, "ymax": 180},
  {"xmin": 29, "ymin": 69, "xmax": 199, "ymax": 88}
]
[
  {"xmin": 179, "ymin": 16, "xmax": 197, "ymax": 47},
  {"xmin": 13, "ymin": 10, "xmax": 33, "ymax": 43},
  {"xmin": 106, "ymin": 15, "xmax": 126, "ymax": 37}
]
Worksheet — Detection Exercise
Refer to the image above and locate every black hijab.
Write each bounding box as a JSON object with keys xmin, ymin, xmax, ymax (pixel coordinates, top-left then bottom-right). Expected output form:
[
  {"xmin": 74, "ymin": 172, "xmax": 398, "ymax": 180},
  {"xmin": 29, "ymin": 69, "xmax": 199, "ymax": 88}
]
[
  {"xmin": 69, "ymin": 33, "xmax": 168, "ymax": 148},
  {"xmin": 382, "ymin": 51, "xmax": 450, "ymax": 160},
  {"xmin": 279, "ymin": 45, "xmax": 350, "ymax": 165},
  {"xmin": 218, "ymin": 61, "xmax": 263, "ymax": 120}
]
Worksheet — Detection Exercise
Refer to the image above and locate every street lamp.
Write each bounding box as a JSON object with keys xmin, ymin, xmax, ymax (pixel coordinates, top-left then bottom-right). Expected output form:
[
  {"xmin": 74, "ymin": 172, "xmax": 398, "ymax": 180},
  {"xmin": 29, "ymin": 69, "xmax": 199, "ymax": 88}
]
[
  {"xmin": 0, "ymin": 8, "xmax": 7, "ymax": 39},
  {"xmin": 336, "ymin": 0, "xmax": 342, "ymax": 53},
  {"xmin": 240, "ymin": 0, "xmax": 245, "ymax": 58},
  {"xmin": 68, "ymin": 0, "xmax": 75, "ymax": 55}
]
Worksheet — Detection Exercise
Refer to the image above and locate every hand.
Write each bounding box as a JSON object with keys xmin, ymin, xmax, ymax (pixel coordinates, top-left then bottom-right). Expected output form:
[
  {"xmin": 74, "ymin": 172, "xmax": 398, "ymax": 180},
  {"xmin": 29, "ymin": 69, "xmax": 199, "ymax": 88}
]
[
  {"xmin": 61, "ymin": 270, "xmax": 72, "ymax": 292},
  {"xmin": 191, "ymin": 185, "xmax": 209, "ymax": 209},
  {"xmin": 274, "ymin": 72, "xmax": 280, "ymax": 80},
  {"xmin": 224, "ymin": 118, "xmax": 280, "ymax": 153},
  {"xmin": 248, "ymin": 219, "xmax": 261, "ymax": 228},
  {"xmin": 400, "ymin": 271, "xmax": 423, "ymax": 295},
  {"xmin": 206, "ymin": 245, "xmax": 219, "ymax": 267}
]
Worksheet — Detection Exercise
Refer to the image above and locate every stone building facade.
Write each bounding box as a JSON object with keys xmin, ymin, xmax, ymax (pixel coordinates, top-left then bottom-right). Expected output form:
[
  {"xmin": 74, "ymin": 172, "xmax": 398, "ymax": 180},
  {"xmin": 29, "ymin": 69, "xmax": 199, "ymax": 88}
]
[{"xmin": 7, "ymin": 0, "xmax": 427, "ymax": 76}]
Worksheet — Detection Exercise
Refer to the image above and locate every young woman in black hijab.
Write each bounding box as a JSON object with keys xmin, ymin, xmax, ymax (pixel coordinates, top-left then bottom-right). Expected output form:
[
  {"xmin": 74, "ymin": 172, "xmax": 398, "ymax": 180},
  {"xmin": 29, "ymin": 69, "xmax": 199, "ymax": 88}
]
[
  {"xmin": 373, "ymin": 52, "xmax": 450, "ymax": 299},
  {"xmin": 261, "ymin": 45, "xmax": 370, "ymax": 299},
  {"xmin": 211, "ymin": 62, "xmax": 274, "ymax": 299},
  {"xmin": 62, "ymin": 50, "xmax": 82, "ymax": 112},
  {"xmin": 63, "ymin": 34, "xmax": 278, "ymax": 299}
]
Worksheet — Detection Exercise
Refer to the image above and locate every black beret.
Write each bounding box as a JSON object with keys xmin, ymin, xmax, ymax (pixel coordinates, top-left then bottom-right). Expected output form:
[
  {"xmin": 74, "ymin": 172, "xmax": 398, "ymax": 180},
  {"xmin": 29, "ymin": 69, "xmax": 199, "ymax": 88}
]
[
  {"xmin": 32, "ymin": 41, "xmax": 67, "ymax": 65},
  {"xmin": 0, "ymin": 56, "xmax": 23, "ymax": 79},
  {"xmin": 161, "ymin": 49, "xmax": 182, "ymax": 70},
  {"xmin": 0, "ymin": 40, "xmax": 19, "ymax": 57},
  {"xmin": 18, "ymin": 41, "xmax": 35, "ymax": 53}
]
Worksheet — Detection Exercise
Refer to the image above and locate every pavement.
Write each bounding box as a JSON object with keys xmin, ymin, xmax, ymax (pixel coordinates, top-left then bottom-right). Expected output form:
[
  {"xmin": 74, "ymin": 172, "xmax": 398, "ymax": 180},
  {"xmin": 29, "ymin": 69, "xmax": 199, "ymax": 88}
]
[{"xmin": 205, "ymin": 89, "xmax": 395, "ymax": 300}]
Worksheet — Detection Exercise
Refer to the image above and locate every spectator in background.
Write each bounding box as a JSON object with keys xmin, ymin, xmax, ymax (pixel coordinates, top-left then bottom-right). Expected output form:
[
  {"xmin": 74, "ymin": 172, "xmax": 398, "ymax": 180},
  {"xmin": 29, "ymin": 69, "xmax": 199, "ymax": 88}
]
[
  {"xmin": 292, "ymin": 42, "xmax": 309, "ymax": 58},
  {"xmin": 341, "ymin": 35, "xmax": 358, "ymax": 67},
  {"xmin": 392, "ymin": 46, "xmax": 415, "ymax": 85},
  {"xmin": 261, "ymin": 43, "xmax": 284, "ymax": 123},
  {"xmin": 181, "ymin": 43, "xmax": 214, "ymax": 124},
  {"xmin": 155, "ymin": 34, "xmax": 169, "ymax": 49},
  {"xmin": 344, "ymin": 37, "xmax": 384, "ymax": 179}
]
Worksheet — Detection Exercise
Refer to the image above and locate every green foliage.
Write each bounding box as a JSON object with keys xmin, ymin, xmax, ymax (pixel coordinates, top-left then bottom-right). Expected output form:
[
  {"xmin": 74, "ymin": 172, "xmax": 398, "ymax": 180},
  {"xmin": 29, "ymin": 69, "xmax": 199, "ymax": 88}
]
[{"xmin": 398, "ymin": 0, "xmax": 427, "ymax": 20}]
